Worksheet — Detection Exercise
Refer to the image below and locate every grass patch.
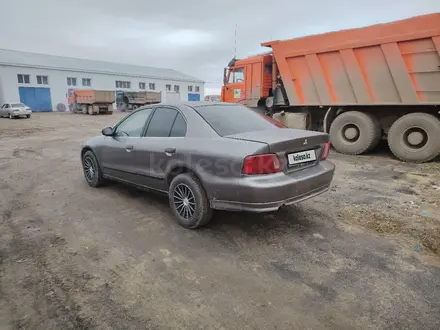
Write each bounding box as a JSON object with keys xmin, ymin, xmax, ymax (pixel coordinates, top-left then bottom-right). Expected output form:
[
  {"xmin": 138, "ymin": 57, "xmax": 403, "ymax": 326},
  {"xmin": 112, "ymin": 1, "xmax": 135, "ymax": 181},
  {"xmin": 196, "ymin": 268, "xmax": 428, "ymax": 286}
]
[{"xmin": 343, "ymin": 208, "xmax": 440, "ymax": 255}]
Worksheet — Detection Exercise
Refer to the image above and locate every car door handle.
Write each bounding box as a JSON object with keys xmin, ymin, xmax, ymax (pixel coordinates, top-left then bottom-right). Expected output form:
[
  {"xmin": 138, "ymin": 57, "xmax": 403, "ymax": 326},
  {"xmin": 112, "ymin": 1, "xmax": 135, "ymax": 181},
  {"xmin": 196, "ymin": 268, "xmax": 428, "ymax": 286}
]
[
  {"xmin": 125, "ymin": 145, "xmax": 134, "ymax": 152},
  {"xmin": 165, "ymin": 148, "xmax": 176, "ymax": 156}
]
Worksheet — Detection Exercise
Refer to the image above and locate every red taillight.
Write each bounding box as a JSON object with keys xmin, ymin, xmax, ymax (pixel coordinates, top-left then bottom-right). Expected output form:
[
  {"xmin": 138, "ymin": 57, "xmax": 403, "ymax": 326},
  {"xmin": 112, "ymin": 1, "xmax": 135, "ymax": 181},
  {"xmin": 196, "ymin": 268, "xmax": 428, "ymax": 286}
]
[
  {"xmin": 242, "ymin": 154, "xmax": 282, "ymax": 175},
  {"xmin": 320, "ymin": 142, "xmax": 331, "ymax": 160}
]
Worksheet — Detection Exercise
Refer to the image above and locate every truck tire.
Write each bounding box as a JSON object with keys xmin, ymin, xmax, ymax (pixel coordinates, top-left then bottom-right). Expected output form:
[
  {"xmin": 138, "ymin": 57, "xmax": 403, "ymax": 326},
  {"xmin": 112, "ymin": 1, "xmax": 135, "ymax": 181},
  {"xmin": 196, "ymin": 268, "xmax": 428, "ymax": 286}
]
[
  {"xmin": 88, "ymin": 105, "xmax": 93, "ymax": 115},
  {"xmin": 388, "ymin": 112, "xmax": 440, "ymax": 163},
  {"xmin": 330, "ymin": 111, "xmax": 381, "ymax": 155}
]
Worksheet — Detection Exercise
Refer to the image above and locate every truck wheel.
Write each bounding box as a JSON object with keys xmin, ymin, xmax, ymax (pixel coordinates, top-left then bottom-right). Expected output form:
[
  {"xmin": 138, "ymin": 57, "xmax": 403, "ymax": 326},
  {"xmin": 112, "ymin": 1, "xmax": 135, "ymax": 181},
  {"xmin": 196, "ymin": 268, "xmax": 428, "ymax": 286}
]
[
  {"xmin": 388, "ymin": 113, "xmax": 440, "ymax": 163},
  {"xmin": 87, "ymin": 106, "xmax": 93, "ymax": 115},
  {"xmin": 330, "ymin": 111, "xmax": 381, "ymax": 155}
]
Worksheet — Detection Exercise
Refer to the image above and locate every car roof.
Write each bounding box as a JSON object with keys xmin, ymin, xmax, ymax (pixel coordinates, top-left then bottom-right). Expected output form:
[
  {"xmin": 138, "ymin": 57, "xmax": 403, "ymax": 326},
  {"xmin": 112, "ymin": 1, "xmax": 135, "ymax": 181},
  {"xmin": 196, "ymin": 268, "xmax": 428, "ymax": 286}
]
[{"xmin": 153, "ymin": 101, "xmax": 244, "ymax": 108}]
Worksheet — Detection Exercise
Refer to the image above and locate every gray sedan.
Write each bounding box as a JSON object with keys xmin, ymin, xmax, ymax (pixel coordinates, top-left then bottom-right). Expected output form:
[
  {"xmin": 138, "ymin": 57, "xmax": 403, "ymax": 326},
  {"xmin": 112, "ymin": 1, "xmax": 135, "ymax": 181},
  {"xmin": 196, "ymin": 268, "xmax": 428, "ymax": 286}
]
[{"xmin": 81, "ymin": 102, "xmax": 335, "ymax": 228}]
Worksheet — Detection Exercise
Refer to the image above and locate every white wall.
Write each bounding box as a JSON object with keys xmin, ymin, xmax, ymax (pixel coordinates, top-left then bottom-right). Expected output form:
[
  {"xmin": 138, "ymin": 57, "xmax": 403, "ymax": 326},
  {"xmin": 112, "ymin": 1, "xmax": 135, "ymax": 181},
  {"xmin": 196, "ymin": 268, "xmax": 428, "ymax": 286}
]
[{"xmin": 0, "ymin": 65, "xmax": 204, "ymax": 110}]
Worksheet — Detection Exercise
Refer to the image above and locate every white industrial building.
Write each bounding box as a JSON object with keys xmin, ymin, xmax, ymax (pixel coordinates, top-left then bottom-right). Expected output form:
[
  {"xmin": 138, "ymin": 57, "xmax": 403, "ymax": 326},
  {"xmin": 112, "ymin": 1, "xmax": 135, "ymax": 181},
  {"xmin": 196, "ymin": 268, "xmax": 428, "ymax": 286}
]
[{"xmin": 0, "ymin": 48, "xmax": 204, "ymax": 112}]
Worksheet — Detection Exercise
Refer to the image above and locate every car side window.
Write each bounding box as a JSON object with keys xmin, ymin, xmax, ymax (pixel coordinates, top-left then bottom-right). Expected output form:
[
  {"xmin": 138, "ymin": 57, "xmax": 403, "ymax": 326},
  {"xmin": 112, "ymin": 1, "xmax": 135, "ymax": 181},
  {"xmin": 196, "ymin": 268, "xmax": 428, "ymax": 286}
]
[
  {"xmin": 4, "ymin": 104, "xmax": 10, "ymax": 108},
  {"xmin": 170, "ymin": 113, "xmax": 187, "ymax": 137},
  {"xmin": 115, "ymin": 108, "xmax": 153, "ymax": 137},
  {"xmin": 145, "ymin": 107, "xmax": 178, "ymax": 137}
]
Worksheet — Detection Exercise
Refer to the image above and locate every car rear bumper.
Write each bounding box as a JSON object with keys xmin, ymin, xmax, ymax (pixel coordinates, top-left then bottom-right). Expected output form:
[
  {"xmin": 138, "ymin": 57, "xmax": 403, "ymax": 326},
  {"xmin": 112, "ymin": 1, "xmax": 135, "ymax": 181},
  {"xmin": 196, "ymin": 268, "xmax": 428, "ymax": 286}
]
[{"xmin": 209, "ymin": 161, "xmax": 335, "ymax": 212}]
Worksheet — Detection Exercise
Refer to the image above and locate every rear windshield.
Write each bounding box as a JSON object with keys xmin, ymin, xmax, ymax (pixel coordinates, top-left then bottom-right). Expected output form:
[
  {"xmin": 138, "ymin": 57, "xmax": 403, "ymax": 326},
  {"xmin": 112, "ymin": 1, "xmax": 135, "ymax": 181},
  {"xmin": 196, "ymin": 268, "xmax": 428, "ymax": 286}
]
[
  {"xmin": 11, "ymin": 103, "xmax": 26, "ymax": 107},
  {"xmin": 194, "ymin": 105, "xmax": 285, "ymax": 136}
]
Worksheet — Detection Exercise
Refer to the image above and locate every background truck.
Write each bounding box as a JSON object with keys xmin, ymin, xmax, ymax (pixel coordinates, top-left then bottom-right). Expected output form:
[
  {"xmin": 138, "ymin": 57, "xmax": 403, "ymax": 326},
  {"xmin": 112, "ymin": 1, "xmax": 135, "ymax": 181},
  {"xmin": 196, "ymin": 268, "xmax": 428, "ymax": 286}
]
[
  {"xmin": 221, "ymin": 13, "xmax": 440, "ymax": 163},
  {"xmin": 69, "ymin": 90, "xmax": 115, "ymax": 115},
  {"xmin": 118, "ymin": 91, "xmax": 162, "ymax": 111}
]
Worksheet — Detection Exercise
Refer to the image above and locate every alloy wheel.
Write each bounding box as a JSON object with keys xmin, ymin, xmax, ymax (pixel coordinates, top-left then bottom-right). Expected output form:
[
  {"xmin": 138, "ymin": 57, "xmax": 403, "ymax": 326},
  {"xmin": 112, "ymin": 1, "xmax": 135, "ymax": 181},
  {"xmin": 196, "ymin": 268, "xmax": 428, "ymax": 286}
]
[
  {"xmin": 173, "ymin": 183, "xmax": 196, "ymax": 220},
  {"xmin": 83, "ymin": 156, "xmax": 95, "ymax": 182}
]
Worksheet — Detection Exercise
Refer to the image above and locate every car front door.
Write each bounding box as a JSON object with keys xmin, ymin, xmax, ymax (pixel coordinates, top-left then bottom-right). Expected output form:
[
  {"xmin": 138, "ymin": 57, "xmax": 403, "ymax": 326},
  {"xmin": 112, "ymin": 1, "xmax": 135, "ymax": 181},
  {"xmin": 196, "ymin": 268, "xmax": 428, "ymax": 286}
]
[
  {"xmin": 0, "ymin": 104, "xmax": 10, "ymax": 117},
  {"xmin": 224, "ymin": 67, "xmax": 245, "ymax": 103},
  {"xmin": 133, "ymin": 106, "xmax": 187, "ymax": 192},
  {"xmin": 99, "ymin": 108, "xmax": 153, "ymax": 182}
]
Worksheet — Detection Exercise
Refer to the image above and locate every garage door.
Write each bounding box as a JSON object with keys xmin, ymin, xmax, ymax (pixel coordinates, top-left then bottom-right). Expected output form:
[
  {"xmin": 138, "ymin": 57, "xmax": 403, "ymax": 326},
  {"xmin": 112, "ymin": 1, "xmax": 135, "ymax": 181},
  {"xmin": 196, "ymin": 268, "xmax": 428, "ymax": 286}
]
[
  {"xmin": 19, "ymin": 87, "xmax": 53, "ymax": 112},
  {"xmin": 164, "ymin": 92, "xmax": 180, "ymax": 102},
  {"xmin": 188, "ymin": 93, "xmax": 200, "ymax": 101}
]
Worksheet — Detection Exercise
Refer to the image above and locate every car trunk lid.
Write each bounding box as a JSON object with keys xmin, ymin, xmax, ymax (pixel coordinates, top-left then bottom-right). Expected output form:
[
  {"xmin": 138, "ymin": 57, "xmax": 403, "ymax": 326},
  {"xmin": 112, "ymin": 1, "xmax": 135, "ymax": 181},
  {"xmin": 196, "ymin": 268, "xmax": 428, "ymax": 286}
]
[{"xmin": 225, "ymin": 128, "xmax": 329, "ymax": 172}]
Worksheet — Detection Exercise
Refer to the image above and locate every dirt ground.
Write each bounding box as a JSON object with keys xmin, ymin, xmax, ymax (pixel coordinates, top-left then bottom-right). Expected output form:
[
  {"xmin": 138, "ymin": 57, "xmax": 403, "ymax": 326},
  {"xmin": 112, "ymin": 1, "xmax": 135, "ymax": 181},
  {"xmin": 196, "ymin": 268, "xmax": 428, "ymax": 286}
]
[{"xmin": 1, "ymin": 112, "xmax": 439, "ymax": 330}]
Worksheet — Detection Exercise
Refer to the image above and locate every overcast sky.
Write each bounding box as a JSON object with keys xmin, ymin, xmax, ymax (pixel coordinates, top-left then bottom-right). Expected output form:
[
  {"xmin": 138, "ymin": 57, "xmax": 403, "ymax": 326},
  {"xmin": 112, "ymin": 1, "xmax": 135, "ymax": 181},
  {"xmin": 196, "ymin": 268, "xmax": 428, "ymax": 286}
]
[{"xmin": 1, "ymin": 0, "xmax": 439, "ymax": 95}]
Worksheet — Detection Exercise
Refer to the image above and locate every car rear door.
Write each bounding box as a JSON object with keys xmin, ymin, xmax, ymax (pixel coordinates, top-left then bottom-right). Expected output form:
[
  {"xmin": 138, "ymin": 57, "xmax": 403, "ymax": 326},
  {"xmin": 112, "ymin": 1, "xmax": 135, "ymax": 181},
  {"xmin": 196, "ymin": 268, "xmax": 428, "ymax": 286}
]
[
  {"xmin": 133, "ymin": 106, "xmax": 187, "ymax": 192},
  {"xmin": 99, "ymin": 108, "xmax": 153, "ymax": 182}
]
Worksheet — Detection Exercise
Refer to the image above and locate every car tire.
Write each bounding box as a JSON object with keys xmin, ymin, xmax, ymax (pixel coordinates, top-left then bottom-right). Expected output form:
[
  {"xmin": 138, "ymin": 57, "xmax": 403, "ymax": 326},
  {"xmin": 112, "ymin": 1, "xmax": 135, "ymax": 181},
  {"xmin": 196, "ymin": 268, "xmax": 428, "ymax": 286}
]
[
  {"xmin": 82, "ymin": 150, "xmax": 106, "ymax": 187},
  {"xmin": 9, "ymin": 113, "xmax": 14, "ymax": 119},
  {"xmin": 388, "ymin": 112, "xmax": 440, "ymax": 163},
  {"xmin": 330, "ymin": 111, "xmax": 381, "ymax": 155},
  {"xmin": 169, "ymin": 173, "xmax": 212, "ymax": 229},
  {"xmin": 26, "ymin": 114, "xmax": 31, "ymax": 119}
]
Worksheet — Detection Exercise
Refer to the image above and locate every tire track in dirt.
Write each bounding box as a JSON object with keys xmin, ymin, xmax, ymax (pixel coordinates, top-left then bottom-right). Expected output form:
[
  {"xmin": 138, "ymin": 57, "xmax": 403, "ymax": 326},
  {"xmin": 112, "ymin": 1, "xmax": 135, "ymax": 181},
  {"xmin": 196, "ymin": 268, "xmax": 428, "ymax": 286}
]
[{"xmin": 0, "ymin": 174, "xmax": 155, "ymax": 329}]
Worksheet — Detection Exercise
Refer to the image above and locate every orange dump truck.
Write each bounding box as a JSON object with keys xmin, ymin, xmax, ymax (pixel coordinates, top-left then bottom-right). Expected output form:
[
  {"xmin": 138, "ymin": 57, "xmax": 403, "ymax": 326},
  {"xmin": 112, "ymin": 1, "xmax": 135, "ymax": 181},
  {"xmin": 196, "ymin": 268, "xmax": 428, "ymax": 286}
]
[
  {"xmin": 221, "ymin": 13, "xmax": 440, "ymax": 163},
  {"xmin": 69, "ymin": 90, "xmax": 115, "ymax": 115}
]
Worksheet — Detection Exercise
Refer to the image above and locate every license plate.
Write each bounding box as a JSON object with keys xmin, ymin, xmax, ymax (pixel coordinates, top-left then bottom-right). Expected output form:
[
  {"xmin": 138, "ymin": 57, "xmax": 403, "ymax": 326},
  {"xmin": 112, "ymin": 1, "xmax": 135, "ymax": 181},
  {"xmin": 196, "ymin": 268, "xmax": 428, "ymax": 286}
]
[{"xmin": 288, "ymin": 149, "xmax": 316, "ymax": 165}]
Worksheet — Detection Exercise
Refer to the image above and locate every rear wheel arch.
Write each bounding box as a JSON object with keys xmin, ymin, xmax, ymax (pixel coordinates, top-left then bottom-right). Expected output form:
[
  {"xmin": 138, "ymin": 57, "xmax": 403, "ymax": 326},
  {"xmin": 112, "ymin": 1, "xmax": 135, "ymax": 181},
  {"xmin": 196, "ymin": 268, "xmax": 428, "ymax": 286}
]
[{"xmin": 166, "ymin": 164, "xmax": 206, "ymax": 190}]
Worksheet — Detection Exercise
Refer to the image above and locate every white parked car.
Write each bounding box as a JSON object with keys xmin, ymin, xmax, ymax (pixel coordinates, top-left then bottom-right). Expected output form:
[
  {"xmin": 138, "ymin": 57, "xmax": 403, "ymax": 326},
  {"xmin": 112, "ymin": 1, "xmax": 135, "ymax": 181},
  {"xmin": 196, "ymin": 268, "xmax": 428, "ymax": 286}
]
[{"xmin": 0, "ymin": 102, "xmax": 32, "ymax": 119}]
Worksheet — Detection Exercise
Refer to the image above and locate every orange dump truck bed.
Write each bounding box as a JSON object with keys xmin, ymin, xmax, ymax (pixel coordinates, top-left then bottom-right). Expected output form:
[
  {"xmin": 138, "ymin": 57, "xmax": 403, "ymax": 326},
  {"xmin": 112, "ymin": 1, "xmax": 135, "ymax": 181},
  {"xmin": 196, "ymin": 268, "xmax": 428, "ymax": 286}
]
[
  {"xmin": 73, "ymin": 90, "xmax": 115, "ymax": 104},
  {"xmin": 262, "ymin": 13, "xmax": 440, "ymax": 106}
]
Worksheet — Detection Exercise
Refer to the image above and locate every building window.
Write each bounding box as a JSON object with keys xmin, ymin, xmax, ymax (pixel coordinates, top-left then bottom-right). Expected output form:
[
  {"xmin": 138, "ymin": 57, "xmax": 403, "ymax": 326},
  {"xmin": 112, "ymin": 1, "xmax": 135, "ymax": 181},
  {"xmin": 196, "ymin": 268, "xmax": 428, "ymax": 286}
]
[
  {"xmin": 82, "ymin": 78, "xmax": 91, "ymax": 87},
  {"xmin": 149, "ymin": 83, "xmax": 155, "ymax": 90},
  {"xmin": 17, "ymin": 74, "xmax": 30, "ymax": 84},
  {"xmin": 174, "ymin": 85, "xmax": 180, "ymax": 92},
  {"xmin": 195, "ymin": 86, "xmax": 200, "ymax": 93},
  {"xmin": 139, "ymin": 82, "xmax": 146, "ymax": 90},
  {"xmin": 116, "ymin": 80, "xmax": 131, "ymax": 89},
  {"xmin": 166, "ymin": 84, "xmax": 171, "ymax": 91},
  {"xmin": 67, "ymin": 77, "xmax": 77, "ymax": 86},
  {"xmin": 37, "ymin": 75, "xmax": 49, "ymax": 85},
  {"xmin": 188, "ymin": 85, "xmax": 193, "ymax": 92}
]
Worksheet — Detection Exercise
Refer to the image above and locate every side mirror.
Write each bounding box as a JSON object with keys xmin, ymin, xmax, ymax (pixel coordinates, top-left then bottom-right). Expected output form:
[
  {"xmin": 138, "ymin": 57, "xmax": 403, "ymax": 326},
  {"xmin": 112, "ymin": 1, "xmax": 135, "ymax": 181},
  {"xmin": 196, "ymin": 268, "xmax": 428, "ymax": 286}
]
[
  {"xmin": 223, "ymin": 68, "xmax": 227, "ymax": 84},
  {"xmin": 102, "ymin": 127, "xmax": 114, "ymax": 136}
]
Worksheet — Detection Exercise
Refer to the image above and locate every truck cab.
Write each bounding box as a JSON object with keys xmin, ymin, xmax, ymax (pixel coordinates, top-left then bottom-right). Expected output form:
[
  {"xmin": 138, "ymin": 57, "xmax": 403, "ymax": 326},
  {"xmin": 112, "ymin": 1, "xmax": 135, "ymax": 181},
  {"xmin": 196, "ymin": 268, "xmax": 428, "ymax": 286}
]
[{"xmin": 221, "ymin": 54, "xmax": 273, "ymax": 108}]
